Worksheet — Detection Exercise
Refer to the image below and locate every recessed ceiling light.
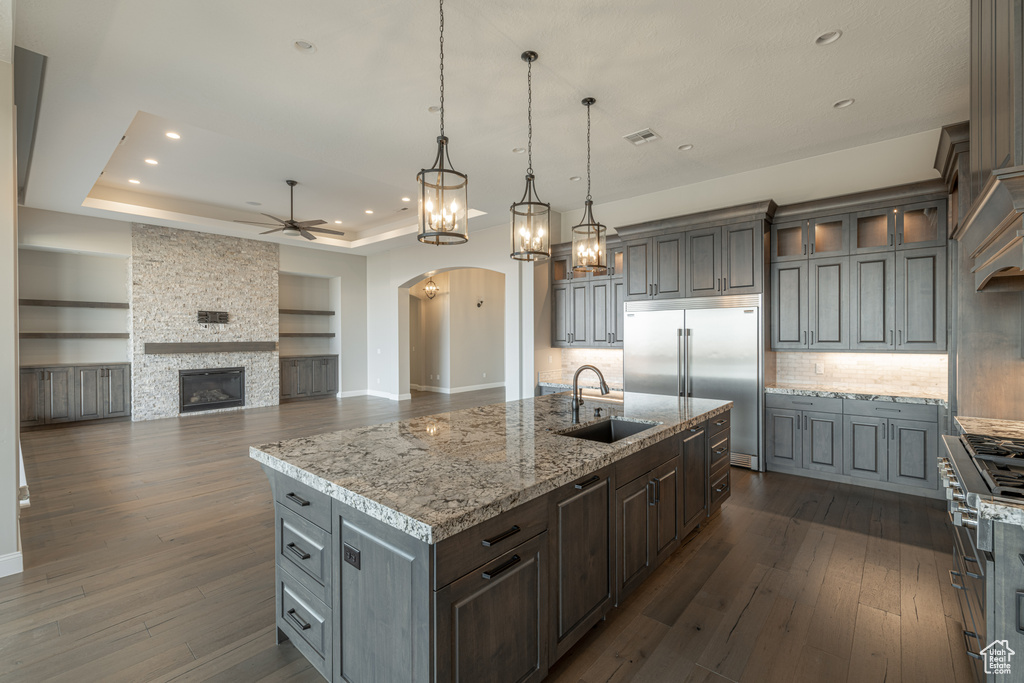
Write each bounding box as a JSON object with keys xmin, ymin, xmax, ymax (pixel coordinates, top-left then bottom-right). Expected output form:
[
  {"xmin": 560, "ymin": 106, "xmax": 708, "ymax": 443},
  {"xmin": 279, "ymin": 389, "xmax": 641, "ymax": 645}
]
[
  {"xmin": 334, "ymin": 220, "xmax": 343, "ymax": 224},
  {"xmin": 677, "ymin": 144, "xmax": 694, "ymax": 151},
  {"xmin": 165, "ymin": 132, "xmax": 180, "ymax": 140},
  {"xmin": 833, "ymin": 98, "xmax": 855, "ymax": 109},
  {"xmin": 815, "ymin": 30, "xmax": 843, "ymax": 45},
  {"xmin": 144, "ymin": 158, "xmax": 158, "ymax": 165},
  {"xmin": 569, "ymin": 176, "xmax": 581, "ymax": 182},
  {"xmin": 128, "ymin": 179, "xmax": 141, "ymax": 184},
  {"xmin": 246, "ymin": 201, "xmax": 262, "ymax": 206},
  {"xmin": 294, "ymin": 40, "xmax": 316, "ymax": 53},
  {"xmin": 401, "ymin": 197, "xmax": 411, "ymax": 202},
  {"xmin": 365, "ymin": 209, "xmax": 374, "ymax": 214},
  {"xmin": 428, "ymin": 105, "xmax": 441, "ymax": 113},
  {"xmin": 512, "ymin": 147, "xmax": 526, "ymax": 154}
]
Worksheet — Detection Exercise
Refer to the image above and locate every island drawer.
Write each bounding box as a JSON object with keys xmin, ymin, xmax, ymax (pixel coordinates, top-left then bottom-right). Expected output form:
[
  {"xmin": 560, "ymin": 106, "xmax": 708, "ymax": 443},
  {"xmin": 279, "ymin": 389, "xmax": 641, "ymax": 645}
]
[
  {"xmin": 433, "ymin": 493, "xmax": 548, "ymax": 591},
  {"xmin": 616, "ymin": 432, "xmax": 678, "ymax": 486},
  {"xmin": 842, "ymin": 399, "xmax": 937, "ymax": 423},
  {"xmin": 277, "ymin": 507, "xmax": 331, "ymax": 603},
  {"xmin": 276, "ymin": 564, "xmax": 332, "ymax": 679},
  {"xmin": 273, "ymin": 472, "xmax": 332, "ymax": 533},
  {"xmin": 710, "ymin": 431, "xmax": 730, "ymax": 474},
  {"xmin": 709, "ymin": 411, "xmax": 730, "ymax": 437},
  {"xmin": 709, "ymin": 470, "xmax": 730, "ymax": 515},
  {"xmin": 765, "ymin": 394, "xmax": 844, "ymax": 413}
]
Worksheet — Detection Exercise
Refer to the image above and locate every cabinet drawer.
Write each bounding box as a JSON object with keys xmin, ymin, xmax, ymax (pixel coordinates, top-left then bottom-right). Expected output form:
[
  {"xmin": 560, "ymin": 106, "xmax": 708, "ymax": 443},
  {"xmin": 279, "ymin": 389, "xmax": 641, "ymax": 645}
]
[
  {"xmin": 842, "ymin": 399, "xmax": 937, "ymax": 423},
  {"xmin": 710, "ymin": 470, "xmax": 731, "ymax": 513},
  {"xmin": 433, "ymin": 493, "xmax": 548, "ymax": 590},
  {"xmin": 616, "ymin": 430, "xmax": 679, "ymax": 485},
  {"xmin": 273, "ymin": 472, "xmax": 332, "ymax": 532},
  {"xmin": 277, "ymin": 564, "xmax": 332, "ymax": 679},
  {"xmin": 764, "ymin": 394, "xmax": 844, "ymax": 413},
  {"xmin": 710, "ymin": 431, "xmax": 730, "ymax": 473},
  {"xmin": 278, "ymin": 507, "xmax": 331, "ymax": 603},
  {"xmin": 709, "ymin": 411, "xmax": 730, "ymax": 437}
]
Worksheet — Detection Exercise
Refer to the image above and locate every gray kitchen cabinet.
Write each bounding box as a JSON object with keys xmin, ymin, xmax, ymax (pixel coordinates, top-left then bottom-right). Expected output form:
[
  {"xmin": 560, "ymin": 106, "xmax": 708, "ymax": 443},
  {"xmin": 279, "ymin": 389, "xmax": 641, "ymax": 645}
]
[
  {"xmin": 807, "ymin": 256, "xmax": 849, "ymax": 350},
  {"xmin": 684, "ymin": 227, "xmax": 720, "ymax": 297},
  {"xmin": 20, "ymin": 366, "xmax": 75, "ymax": 426},
  {"xmin": 568, "ymin": 281, "xmax": 591, "ymax": 345},
  {"xmin": 74, "ymin": 364, "xmax": 131, "ymax": 421},
  {"xmin": 590, "ymin": 279, "xmax": 612, "ymax": 347},
  {"xmin": 896, "ymin": 246, "xmax": 947, "ymax": 352},
  {"xmin": 842, "ymin": 415, "xmax": 888, "ymax": 482},
  {"xmin": 624, "ymin": 238, "xmax": 653, "ymax": 301},
  {"xmin": 650, "ymin": 456, "xmax": 681, "ymax": 567},
  {"xmin": 280, "ymin": 358, "xmax": 298, "ymax": 399},
  {"xmin": 887, "ymin": 418, "xmax": 939, "ymax": 490},
  {"xmin": 281, "ymin": 356, "xmax": 340, "ymax": 400},
  {"xmin": 802, "ymin": 411, "xmax": 843, "ymax": 475},
  {"xmin": 808, "ymin": 214, "xmax": 851, "ymax": 258},
  {"xmin": 551, "ymin": 282, "xmax": 569, "ymax": 347},
  {"xmin": 721, "ymin": 221, "xmax": 763, "ymax": 294},
  {"xmin": 550, "ymin": 252, "xmax": 624, "ymax": 349},
  {"xmin": 610, "ymin": 279, "xmax": 625, "ymax": 348},
  {"xmin": 435, "ymin": 532, "xmax": 549, "ymax": 683},
  {"xmin": 19, "ymin": 367, "xmax": 43, "ymax": 426},
  {"xmin": 681, "ymin": 425, "xmax": 708, "ymax": 529},
  {"xmin": 897, "ymin": 200, "xmax": 946, "ymax": 249},
  {"xmin": 850, "ymin": 252, "xmax": 896, "ymax": 350},
  {"xmin": 770, "ymin": 261, "xmax": 808, "ymax": 349},
  {"xmin": 766, "ymin": 407, "xmax": 802, "ymax": 469},
  {"xmin": 311, "ymin": 356, "xmax": 338, "ymax": 396},
  {"xmin": 765, "ymin": 395, "xmax": 845, "ymax": 476},
  {"xmin": 770, "ymin": 219, "xmax": 808, "ymax": 262},
  {"xmin": 549, "ymin": 469, "xmax": 613, "ymax": 660},
  {"xmin": 602, "ymin": 243, "xmax": 625, "ymax": 278},
  {"xmin": 622, "ymin": 234, "xmax": 685, "ymax": 300},
  {"xmin": 852, "ymin": 208, "xmax": 896, "ymax": 254}
]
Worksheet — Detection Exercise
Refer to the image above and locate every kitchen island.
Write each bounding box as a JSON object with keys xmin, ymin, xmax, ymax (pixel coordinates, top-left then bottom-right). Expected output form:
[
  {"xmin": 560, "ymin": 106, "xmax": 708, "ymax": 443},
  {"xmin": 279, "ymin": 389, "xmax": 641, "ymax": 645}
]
[{"xmin": 251, "ymin": 392, "xmax": 732, "ymax": 682}]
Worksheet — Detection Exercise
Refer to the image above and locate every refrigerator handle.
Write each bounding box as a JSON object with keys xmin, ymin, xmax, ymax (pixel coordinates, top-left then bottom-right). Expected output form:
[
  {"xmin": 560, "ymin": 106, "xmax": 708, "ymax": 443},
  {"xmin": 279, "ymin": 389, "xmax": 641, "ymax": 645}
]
[
  {"xmin": 685, "ymin": 329, "xmax": 692, "ymax": 397},
  {"xmin": 677, "ymin": 328, "xmax": 684, "ymax": 397}
]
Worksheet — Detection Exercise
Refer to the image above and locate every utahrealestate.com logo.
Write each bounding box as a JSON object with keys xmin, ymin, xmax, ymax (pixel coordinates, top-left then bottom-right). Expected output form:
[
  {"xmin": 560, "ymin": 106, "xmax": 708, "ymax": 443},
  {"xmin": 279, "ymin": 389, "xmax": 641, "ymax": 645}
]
[{"xmin": 980, "ymin": 639, "xmax": 1015, "ymax": 675}]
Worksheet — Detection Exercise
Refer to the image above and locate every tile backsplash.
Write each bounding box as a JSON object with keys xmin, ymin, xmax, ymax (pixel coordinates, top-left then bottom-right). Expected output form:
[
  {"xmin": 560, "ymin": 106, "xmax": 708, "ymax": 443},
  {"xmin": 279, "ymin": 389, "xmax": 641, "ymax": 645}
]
[
  {"xmin": 558, "ymin": 348, "xmax": 624, "ymax": 386},
  {"xmin": 774, "ymin": 351, "xmax": 948, "ymax": 396}
]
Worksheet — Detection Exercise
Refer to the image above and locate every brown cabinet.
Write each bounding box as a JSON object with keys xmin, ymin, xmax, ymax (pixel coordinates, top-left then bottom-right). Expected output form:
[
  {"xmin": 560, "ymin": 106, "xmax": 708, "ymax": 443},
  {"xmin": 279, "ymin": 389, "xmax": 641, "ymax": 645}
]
[
  {"xmin": 73, "ymin": 364, "xmax": 131, "ymax": 421},
  {"xmin": 21, "ymin": 364, "xmax": 129, "ymax": 427},
  {"xmin": 681, "ymin": 425, "xmax": 708, "ymax": 529},
  {"xmin": 280, "ymin": 356, "xmax": 339, "ymax": 400}
]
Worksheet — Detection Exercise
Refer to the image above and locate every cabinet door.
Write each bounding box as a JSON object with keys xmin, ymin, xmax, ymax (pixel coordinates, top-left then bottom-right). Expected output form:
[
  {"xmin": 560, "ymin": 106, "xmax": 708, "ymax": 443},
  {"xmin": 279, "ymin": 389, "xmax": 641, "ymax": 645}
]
[
  {"xmin": 653, "ymin": 233, "xmax": 685, "ymax": 299},
  {"xmin": 295, "ymin": 359, "xmax": 314, "ymax": 398},
  {"xmin": 852, "ymin": 209, "xmax": 896, "ymax": 254},
  {"xmin": 684, "ymin": 227, "xmax": 721, "ymax": 297},
  {"xmin": 19, "ymin": 368, "xmax": 43, "ymax": 426},
  {"xmin": 770, "ymin": 262, "xmax": 808, "ymax": 349},
  {"xmin": 606, "ymin": 244, "xmax": 625, "ymax": 278},
  {"xmin": 896, "ymin": 247, "xmax": 946, "ymax": 352},
  {"xmin": 551, "ymin": 283, "xmax": 570, "ymax": 347},
  {"xmin": 569, "ymin": 281, "xmax": 590, "ymax": 345},
  {"xmin": 551, "ymin": 474, "xmax": 612, "ymax": 658},
  {"xmin": 722, "ymin": 221, "xmax": 762, "ymax": 295},
  {"xmin": 651, "ymin": 456, "xmax": 681, "ymax": 567},
  {"xmin": 807, "ymin": 256, "xmax": 849, "ymax": 350},
  {"xmin": 609, "ymin": 279, "xmax": 625, "ymax": 348},
  {"xmin": 280, "ymin": 359, "xmax": 297, "ymax": 399},
  {"xmin": 802, "ymin": 411, "xmax": 843, "ymax": 474},
  {"xmin": 843, "ymin": 416, "xmax": 888, "ymax": 482},
  {"xmin": 681, "ymin": 426, "xmax": 707, "ymax": 528},
  {"xmin": 766, "ymin": 408, "xmax": 801, "ymax": 469},
  {"xmin": 434, "ymin": 533, "xmax": 548, "ymax": 683},
  {"xmin": 311, "ymin": 358, "xmax": 328, "ymax": 396},
  {"xmin": 615, "ymin": 474, "xmax": 652, "ymax": 604},
  {"xmin": 888, "ymin": 419, "xmax": 938, "ymax": 489},
  {"xmin": 101, "ymin": 365, "xmax": 131, "ymax": 419},
  {"xmin": 770, "ymin": 219, "xmax": 808, "ymax": 262},
  {"xmin": 324, "ymin": 357, "xmax": 339, "ymax": 395},
  {"xmin": 624, "ymin": 238, "xmax": 653, "ymax": 300},
  {"xmin": 850, "ymin": 252, "xmax": 896, "ymax": 350},
  {"xmin": 44, "ymin": 367, "xmax": 75, "ymax": 423},
  {"xmin": 590, "ymin": 280, "xmax": 612, "ymax": 346},
  {"xmin": 74, "ymin": 366, "xmax": 103, "ymax": 421},
  {"xmin": 897, "ymin": 201, "xmax": 946, "ymax": 250},
  {"xmin": 808, "ymin": 214, "xmax": 850, "ymax": 258}
]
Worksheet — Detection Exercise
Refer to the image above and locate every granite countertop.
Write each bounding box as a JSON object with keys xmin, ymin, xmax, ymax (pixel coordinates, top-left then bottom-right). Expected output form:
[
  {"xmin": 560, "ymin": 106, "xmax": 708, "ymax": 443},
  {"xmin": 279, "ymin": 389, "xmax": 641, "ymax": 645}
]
[
  {"xmin": 250, "ymin": 393, "xmax": 731, "ymax": 545},
  {"xmin": 955, "ymin": 416, "xmax": 1024, "ymax": 439},
  {"xmin": 765, "ymin": 382, "xmax": 948, "ymax": 407}
]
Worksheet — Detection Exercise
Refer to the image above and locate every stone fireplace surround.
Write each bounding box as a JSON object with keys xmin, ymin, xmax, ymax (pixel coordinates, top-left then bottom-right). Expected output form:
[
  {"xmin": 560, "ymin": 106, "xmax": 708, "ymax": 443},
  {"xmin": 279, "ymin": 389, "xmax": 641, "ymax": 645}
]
[{"xmin": 128, "ymin": 224, "xmax": 280, "ymax": 421}]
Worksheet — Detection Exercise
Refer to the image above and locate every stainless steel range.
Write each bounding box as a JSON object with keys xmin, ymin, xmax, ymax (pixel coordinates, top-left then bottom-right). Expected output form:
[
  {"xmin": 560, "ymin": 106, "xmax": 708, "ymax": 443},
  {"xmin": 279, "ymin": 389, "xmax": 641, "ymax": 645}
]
[{"xmin": 941, "ymin": 432, "xmax": 1024, "ymax": 681}]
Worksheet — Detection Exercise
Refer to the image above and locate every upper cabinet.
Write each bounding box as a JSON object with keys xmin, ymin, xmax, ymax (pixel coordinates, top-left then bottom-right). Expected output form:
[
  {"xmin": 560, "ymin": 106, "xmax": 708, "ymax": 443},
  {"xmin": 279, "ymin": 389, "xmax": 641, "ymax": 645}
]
[
  {"xmin": 622, "ymin": 233, "xmax": 685, "ymax": 301},
  {"xmin": 550, "ymin": 238, "xmax": 625, "ymax": 349},
  {"xmin": 771, "ymin": 215, "xmax": 848, "ymax": 261}
]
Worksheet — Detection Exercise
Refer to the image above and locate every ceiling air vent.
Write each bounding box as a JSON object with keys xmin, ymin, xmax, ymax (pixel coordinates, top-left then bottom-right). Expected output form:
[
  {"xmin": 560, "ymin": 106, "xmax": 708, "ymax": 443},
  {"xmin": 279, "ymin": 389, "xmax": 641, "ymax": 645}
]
[{"xmin": 623, "ymin": 128, "xmax": 661, "ymax": 146}]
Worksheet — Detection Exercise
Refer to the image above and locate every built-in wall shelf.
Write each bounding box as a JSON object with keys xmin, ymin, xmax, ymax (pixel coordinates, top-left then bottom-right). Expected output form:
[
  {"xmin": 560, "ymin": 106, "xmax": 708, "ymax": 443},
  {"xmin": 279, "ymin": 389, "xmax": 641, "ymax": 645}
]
[
  {"xmin": 20, "ymin": 332, "xmax": 130, "ymax": 339},
  {"xmin": 278, "ymin": 332, "xmax": 336, "ymax": 338},
  {"xmin": 279, "ymin": 309, "xmax": 335, "ymax": 316},
  {"xmin": 19, "ymin": 299, "xmax": 129, "ymax": 309}
]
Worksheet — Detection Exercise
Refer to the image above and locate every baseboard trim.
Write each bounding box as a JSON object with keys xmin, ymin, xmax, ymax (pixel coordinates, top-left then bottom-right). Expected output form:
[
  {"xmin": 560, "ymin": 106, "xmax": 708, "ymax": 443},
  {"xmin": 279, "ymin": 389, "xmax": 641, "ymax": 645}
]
[
  {"xmin": 337, "ymin": 390, "xmax": 367, "ymax": 398},
  {"xmin": 0, "ymin": 551, "xmax": 23, "ymax": 578},
  {"xmin": 449, "ymin": 382, "xmax": 506, "ymax": 394},
  {"xmin": 365, "ymin": 390, "xmax": 412, "ymax": 401}
]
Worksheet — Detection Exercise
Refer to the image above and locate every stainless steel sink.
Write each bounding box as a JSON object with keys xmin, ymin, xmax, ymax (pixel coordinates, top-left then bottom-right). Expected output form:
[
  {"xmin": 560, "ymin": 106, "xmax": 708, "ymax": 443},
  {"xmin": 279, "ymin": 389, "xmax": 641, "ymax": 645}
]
[{"xmin": 558, "ymin": 417, "xmax": 660, "ymax": 444}]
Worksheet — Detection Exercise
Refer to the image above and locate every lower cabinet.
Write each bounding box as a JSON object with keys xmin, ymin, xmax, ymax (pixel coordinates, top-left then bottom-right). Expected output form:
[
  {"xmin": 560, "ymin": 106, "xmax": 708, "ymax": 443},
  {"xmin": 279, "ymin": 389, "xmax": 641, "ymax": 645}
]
[
  {"xmin": 20, "ymin": 364, "xmax": 130, "ymax": 427},
  {"xmin": 281, "ymin": 356, "xmax": 338, "ymax": 400},
  {"xmin": 843, "ymin": 415, "xmax": 938, "ymax": 489},
  {"xmin": 74, "ymin": 364, "xmax": 131, "ymax": 421},
  {"xmin": 681, "ymin": 426, "xmax": 708, "ymax": 527}
]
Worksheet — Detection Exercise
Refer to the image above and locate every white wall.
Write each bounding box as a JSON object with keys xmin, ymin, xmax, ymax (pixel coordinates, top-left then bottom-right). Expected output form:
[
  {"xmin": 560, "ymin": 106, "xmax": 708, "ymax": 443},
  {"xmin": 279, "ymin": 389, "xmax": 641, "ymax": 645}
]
[
  {"xmin": 533, "ymin": 260, "xmax": 560, "ymax": 388},
  {"xmin": 449, "ymin": 268, "xmax": 504, "ymax": 390},
  {"xmin": 278, "ymin": 272, "xmax": 333, "ymax": 357},
  {"xmin": 409, "ymin": 272, "xmax": 450, "ymax": 391},
  {"xmin": 18, "ymin": 206, "xmax": 130, "ymax": 255}
]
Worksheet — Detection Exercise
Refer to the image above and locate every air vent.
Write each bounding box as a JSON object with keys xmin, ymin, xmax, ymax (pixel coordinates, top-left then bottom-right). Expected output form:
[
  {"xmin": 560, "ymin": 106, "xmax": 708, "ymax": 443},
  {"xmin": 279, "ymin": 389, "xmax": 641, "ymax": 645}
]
[
  {"xmin": 623, "ymin": 128, "xmax": 661, "ymax": 146},
  {"xmin": 198, "ymin": 311, "xmax": 229, "ymax": 324}
]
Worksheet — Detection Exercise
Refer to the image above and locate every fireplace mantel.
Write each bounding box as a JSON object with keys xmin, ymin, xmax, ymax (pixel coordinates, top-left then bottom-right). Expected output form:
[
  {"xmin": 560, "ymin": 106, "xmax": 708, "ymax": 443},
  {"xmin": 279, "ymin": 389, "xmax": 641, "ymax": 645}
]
[{"xmin": 144, "ymin": 341, "xmax": 278, "ymax": 354}]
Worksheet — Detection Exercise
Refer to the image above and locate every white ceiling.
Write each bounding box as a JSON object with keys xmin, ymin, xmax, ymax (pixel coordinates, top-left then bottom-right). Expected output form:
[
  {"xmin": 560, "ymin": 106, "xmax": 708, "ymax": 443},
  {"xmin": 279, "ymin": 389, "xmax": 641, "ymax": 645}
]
[{"xmin": 15, "ymin": 0, "xmax": 969, "ymax": 255}]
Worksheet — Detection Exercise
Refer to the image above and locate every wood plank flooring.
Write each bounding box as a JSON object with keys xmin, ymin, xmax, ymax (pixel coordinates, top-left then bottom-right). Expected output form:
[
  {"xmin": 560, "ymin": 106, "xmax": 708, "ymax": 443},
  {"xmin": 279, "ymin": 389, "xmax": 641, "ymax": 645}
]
[{"xmin": 5, "ymin": 390, "xmax": 972, "ymax": 682}]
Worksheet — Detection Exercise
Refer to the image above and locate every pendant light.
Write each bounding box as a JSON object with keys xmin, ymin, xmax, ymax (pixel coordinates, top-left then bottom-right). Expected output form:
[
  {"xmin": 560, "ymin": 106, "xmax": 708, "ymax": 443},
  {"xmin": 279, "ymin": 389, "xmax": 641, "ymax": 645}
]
[
  {"xmin": 509, "ymin": 51, "xmax": 550, "ymax": 262},
  {"xmin": 417, "ymin": 0, "xmax": 469, "ymax": 245},
  {"xmin": 571, "ymin": 97, "xmax": 607, "ymax": 274},
  {"xmin": 424, "ymin": 278, "xmax": 439, "ymax": 299}
]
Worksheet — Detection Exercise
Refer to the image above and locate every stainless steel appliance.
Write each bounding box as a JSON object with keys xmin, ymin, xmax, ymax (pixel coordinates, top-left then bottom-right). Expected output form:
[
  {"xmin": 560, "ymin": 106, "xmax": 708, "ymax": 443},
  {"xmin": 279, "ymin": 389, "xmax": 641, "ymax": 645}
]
[{"xmin": 623, "ymin": 295, "xmax": 763, "ymax": 470}]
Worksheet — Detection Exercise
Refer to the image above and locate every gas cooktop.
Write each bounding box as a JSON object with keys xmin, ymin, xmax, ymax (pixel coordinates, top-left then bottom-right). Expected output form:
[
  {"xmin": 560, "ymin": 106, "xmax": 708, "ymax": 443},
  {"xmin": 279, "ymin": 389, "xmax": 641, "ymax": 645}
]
[{"xmin": 962, "ymin": 432, "xmax": 1024, "ymax": 499}]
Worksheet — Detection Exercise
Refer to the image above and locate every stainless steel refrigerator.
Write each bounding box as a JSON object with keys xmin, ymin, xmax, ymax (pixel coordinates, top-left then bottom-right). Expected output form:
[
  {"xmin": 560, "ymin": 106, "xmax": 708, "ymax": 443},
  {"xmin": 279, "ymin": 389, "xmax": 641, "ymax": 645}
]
[{"xmin": 623, "ymin": 295, "xmax": 763, "ymax": 471}]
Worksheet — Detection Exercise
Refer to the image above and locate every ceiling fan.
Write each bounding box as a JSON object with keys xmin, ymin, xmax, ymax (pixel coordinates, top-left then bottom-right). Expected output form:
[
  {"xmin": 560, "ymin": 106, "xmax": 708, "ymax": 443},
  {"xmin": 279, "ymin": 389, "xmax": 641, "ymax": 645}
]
[{"xmin": 234, "ymin": 179, "xmax": 346, "ymax": 241}]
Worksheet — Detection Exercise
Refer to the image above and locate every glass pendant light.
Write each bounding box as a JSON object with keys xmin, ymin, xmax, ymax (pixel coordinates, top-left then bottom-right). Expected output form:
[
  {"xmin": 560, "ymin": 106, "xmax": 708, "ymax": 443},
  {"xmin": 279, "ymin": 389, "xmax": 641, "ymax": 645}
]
[
  {"xmin": 571, "ymin": 98, "xmax": 607, "ymax": 274},
  {"xmin": 424, "ymin": 278, "xmax": 439, "ymax": 299},
  {"xmin": 509, "ymin": 51, "xmax": 550, "ymax": 262},
  {"xmin": 417, "ymin": 0, "xmax": 469, "ymax": 245}
]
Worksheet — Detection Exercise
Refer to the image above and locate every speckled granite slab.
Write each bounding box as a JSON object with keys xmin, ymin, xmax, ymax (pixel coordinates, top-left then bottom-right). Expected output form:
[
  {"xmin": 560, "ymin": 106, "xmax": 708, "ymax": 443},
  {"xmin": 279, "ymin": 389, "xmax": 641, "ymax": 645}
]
[
  {"xmin": 977, "ymin": 498, "xmax": 1024, "ymax": 525},
  {"xmin": 955, "ymin": 416, "xmax": 1024, "ymax": 439},
  {"xmin": 765, "ymin": 383, "xmax": 948, "ymax": 407},
  {"xmin": 250, "ymin": 393, "xmax": 731, "ymax": 544}
]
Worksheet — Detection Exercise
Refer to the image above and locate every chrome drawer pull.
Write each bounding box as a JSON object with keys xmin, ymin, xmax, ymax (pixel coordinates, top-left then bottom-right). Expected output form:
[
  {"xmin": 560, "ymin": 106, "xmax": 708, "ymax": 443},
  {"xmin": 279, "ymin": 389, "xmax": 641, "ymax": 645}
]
[
  {"xmin": 949, "ymin": 569, "xmax": 965, "ymax": 591},
  {"xmin": 792, "ymin": 401, "xmax": 813, "ymax": 406},
  {"xmin": 286, "ymin": 542, "xmax": 311, "ymax": 561},
  {"xmin": 286, "ymin": 492, "xmax": 311, "ymax": 507},
  {"xmin": 714, "ymin": 419, "xmax": 727, "ymax": 426},
  {"xmin": 482, "ymin": 554, "xmax": 521, "ymax": 580},
  {"xmin": 715, "ymin": 482, "xmax": 730, "ymax": 494},
  {"xmin": 963, "ymin": 630, "xmax": 983, "ymax": 660},
  {"xmin": 575, "ymin": 475, "xmax": 601, "ymax": 490},
  {"xmin": 481, "ymin": 525, "xmax": 520, "ymax": 548},
  {"xmin": 286, "ymin": 608, "xmax": 312, "ymax": 631}
]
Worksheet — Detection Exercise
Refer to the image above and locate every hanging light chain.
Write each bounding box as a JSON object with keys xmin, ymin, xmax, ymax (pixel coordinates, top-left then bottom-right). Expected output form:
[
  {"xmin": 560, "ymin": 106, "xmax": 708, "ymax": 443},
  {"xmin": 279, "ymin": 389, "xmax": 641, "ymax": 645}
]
[
  {"xmin": 526, "ymin": 57, "xmax": 533, "ymax": 175},
  {"xmin": 585, "ymin": 100, "xmax": 592, "ymax": 201},
  {"xmin": 438, "ymin": 0, "xmax": 445, "ymax": 136}
]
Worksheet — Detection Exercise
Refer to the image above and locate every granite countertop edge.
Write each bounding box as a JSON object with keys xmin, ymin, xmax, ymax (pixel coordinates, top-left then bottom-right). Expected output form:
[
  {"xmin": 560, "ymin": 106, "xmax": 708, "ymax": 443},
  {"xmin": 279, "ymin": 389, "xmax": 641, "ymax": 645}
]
[
  {"xmin": 250, "ymin": 400, "xmax": 732, "ymax": 545},
  {"xmin": 764, "ymin": 383, "xmax": 948, "ymax": 407}
]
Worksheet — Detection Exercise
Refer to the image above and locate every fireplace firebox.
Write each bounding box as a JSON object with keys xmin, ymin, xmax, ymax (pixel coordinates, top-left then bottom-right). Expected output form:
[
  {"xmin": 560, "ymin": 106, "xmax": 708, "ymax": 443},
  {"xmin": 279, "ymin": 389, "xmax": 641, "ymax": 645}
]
[{"xmin": 179, "ymin": 367, "xmax": 245, "ymax": 413}]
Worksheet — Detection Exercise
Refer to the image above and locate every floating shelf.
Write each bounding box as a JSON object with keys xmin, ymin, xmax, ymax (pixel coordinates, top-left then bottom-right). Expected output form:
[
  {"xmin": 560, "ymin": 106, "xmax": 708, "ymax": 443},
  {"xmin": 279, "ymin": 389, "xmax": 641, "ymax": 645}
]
[
  {"xmin": 279, "ymin": 309, "xmax": 335, "ymax": 316},
  {"xmin": 19, "ymin": 299, "xmax": 129, "ymax": 309},
  {"xmin": 20, "ymin": 332, "xmax": 130, "ymax": 339},
  {"xmin": 145, "ymin": 341, "xmax": 278, "ymax": 354},
  {"xmin": 279, "ymin": 332, "xmax": 336, "ymax": 338}
]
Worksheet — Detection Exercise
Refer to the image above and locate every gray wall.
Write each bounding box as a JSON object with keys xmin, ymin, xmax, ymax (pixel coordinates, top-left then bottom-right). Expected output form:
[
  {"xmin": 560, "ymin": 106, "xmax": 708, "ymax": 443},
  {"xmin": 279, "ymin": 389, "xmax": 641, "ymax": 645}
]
[{"xmin": 449, "ymin": 268, "xmax": 504, "ymax": 389}]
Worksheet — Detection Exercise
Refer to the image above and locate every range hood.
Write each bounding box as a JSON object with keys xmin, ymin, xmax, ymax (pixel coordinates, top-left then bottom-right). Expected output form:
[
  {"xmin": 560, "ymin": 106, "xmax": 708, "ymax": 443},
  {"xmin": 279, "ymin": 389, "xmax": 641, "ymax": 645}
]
[{"xmin": 960, "ymin": 165, "xmax": 1024, "ymax": 292}]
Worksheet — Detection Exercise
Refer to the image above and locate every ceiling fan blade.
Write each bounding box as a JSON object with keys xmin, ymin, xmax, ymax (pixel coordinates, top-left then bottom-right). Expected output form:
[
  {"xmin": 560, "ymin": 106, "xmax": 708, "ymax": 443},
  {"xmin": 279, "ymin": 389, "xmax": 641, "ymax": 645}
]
[
  {"xmin": 260, "ymin": 213, "xmax": 289, "ymax": 226},
  {"xmin": 260, "ymin": 227, "xmax": 285, "ymax": 235},
  {"xmin": 234, "ymin": 219, "xmax": 282, "ymax": 227},
  {"xmin": 300, "ymin": 229, "xmax": 317, "ymax": 241},
  {"xmin": 295, "ymin": 219, "xmax": 327, "ymax": 228},
  {"xmin": 306, "ymin": 227, "xmax": 346, "ymax": 236}
]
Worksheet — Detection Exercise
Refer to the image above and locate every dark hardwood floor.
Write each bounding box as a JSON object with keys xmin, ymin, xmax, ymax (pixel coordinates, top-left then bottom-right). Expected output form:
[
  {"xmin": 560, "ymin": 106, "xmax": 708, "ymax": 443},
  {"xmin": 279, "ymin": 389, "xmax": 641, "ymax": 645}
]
[{"xmin": 4, "ymin": 390, "xmax": 971, "ymax": 682}]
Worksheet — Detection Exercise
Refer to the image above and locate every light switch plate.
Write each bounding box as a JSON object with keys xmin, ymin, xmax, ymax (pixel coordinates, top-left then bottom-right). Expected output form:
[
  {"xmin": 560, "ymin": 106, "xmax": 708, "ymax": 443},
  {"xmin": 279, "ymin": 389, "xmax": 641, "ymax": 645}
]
[{"xmin": 815, "ymin": 362, "xmax": 824, "ymax": 375}]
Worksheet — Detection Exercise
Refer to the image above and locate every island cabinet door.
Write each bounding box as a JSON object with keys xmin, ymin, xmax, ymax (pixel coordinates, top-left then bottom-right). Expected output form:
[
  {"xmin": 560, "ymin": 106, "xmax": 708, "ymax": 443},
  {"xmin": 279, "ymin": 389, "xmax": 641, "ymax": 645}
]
[
  {"xmin": 650, "ymin": 456, "xmax": 681, "ymax": 567},
  {"xmin": 681, "ymin": 426, "xmax": 708, "ymax": 529},
  {"xmin": 434, "ymin": 532, "xmax": 549, "ymax": 683},
  {"xmin": 615, "ymin": 473, "xmax": 652, "ymax": 604},
  {"xmin": 549, "ymin": 470, "xmax": 613, "ymax": 660}
]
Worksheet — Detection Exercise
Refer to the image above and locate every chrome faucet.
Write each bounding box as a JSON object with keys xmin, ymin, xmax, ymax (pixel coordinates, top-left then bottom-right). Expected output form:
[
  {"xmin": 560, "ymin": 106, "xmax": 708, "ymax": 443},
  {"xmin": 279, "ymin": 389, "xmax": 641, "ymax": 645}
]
[{"xmin": 571, "ymin": 365, "xmax": 610, "ymax": 424}]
